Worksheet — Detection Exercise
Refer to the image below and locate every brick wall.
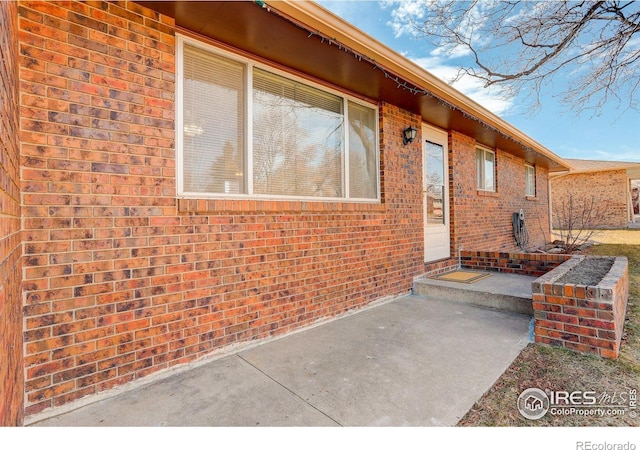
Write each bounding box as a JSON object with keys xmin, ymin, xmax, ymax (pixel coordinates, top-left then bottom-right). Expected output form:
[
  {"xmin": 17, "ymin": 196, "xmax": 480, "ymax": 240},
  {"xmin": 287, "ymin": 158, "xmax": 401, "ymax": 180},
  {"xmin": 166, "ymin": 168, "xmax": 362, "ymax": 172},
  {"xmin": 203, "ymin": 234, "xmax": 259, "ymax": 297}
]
[
  {"xmin": 19, "ymin": 0, "xmax": 179, "ymax": 416},
  {"xmin": 0, "ymin": 0, "xmax": 25, "ymax": 426},
  {"xmin": 449, "ymin": 131, "xmax": 551, "ymax": 253},
  {"xmin": 18, "ymin": 0, "xmax": 426, "ymax": 416},
  {"xmin": 551, "ymin": 170, "xmax": 629, "ymax": 229},
  {"xmin": 460, "ymin": 251, "xmax": 570, "ymax": 277}
]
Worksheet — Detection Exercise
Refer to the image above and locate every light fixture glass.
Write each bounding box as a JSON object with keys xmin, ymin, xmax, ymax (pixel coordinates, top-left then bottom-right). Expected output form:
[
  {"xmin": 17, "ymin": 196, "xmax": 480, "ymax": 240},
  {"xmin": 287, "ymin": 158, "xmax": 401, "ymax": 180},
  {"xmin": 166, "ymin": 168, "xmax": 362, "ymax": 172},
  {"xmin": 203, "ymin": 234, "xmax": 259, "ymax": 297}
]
[{"xmin": 403, "ymin": 125, "xmax": 417, "ymax": 145}]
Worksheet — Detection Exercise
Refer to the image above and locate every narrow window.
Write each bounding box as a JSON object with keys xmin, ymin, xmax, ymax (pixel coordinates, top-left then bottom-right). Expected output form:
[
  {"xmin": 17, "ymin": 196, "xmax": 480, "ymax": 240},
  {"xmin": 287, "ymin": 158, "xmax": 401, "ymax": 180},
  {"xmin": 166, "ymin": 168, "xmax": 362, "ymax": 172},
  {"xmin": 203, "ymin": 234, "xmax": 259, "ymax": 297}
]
[
  {"xmin": 182, "ymin": 44, "xmax": 245, "ymax": 194},
  {"xmin": 525, "ymin": 164, "xmax": 536, "ymax": 197},
  {"xmin": 426, "ymin": 140, "xmax": 445, "ymax": 224},
  {"xmin": 476, "ymin": 147, "xmax": 495, "ymax": 192},
  {"xmin": 348, "ymin": 101, "xmax": 377, "ymax": 199}
]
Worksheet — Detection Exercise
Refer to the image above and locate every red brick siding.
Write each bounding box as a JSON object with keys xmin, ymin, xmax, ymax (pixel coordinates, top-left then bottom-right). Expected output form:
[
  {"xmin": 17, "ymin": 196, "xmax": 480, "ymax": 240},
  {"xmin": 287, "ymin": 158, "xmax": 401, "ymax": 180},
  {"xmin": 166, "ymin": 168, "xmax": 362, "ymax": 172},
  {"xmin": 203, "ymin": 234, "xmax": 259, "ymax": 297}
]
[
  {"xmin": 449, "ymin": 131, "xmax": 551, "ymax": 253},
  {"xmin": 0, "ymin": 0, "xmax": 25, "ymax": 426},
  {"xmin": 18, "ymin": 0, "xmax": 427, "ymax": 416},
  {"xmin": 19, "ymin": 0, "xmax": 179, "ymax": 416},
  {"xmin": 423, "ymin": 258, "xmax": 459, "ymax": 277},
  {"xmin": 551, "ymin": 170, "xmax": 629, "ymax": 229},
  {"xmin": 461, "ymin": 251, "xmax": 570, "ymax": 277}
]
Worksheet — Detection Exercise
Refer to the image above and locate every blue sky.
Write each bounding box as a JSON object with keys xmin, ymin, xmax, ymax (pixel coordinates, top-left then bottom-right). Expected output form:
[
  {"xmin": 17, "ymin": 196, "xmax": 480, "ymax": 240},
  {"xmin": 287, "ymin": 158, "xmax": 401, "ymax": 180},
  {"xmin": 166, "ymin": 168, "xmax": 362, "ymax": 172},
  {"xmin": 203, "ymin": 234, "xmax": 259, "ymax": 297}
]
[{"xmin": 319, "ymin": 1, "xmax": 640, "ymax": 163}]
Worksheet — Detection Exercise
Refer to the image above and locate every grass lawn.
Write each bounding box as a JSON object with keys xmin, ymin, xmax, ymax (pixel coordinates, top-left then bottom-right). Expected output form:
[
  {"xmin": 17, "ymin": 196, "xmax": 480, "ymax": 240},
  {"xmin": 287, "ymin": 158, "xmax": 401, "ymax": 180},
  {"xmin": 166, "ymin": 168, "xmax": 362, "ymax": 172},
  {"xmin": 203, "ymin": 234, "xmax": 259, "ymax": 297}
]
[
  {"xmin": 552, "ymin": 228, "xmax": 640, "ymax": 246},
  {"xmin": 459, "ymin": 230, "xmax": 640, "ymax": 426}
]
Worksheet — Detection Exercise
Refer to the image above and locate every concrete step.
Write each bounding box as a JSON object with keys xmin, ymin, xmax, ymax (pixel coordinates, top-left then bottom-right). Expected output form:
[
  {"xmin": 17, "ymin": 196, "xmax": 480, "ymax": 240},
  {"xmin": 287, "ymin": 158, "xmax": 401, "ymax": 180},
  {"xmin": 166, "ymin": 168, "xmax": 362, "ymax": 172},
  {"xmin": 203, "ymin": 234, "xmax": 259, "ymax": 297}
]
[{"xmin": 413, "ymin": 271, "xmax": 535, "ymax": 316}]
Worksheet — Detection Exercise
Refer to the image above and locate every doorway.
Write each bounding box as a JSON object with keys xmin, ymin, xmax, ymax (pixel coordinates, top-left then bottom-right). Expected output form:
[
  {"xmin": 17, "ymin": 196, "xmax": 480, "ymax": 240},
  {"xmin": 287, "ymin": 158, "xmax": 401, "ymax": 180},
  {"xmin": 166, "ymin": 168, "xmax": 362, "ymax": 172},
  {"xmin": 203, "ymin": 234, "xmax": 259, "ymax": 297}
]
[{"xmin": 422, "ymin": 124, "xmax": 450, "ymax": 262}]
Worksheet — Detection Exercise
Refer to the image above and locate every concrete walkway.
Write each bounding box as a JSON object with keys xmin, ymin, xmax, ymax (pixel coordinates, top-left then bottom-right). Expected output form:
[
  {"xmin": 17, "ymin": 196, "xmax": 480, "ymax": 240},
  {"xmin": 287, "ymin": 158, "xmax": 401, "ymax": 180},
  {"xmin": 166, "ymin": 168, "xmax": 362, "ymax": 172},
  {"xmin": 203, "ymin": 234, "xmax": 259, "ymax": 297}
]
[{"xmin": 31, "ymin": 294, "xmax": 530, "ymax": 427}]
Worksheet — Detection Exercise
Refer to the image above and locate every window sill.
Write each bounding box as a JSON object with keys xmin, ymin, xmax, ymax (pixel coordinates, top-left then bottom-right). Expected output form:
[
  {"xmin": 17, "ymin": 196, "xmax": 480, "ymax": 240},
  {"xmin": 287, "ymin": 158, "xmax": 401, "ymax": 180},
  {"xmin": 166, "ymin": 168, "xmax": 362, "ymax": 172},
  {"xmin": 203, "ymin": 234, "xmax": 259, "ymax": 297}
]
[
  {"xmin": 476, "ymin": 190, "xmax": 498, "ymax": 198},
  {"xmin": 177, "ymin": 198, "xmax": 385, "ymax": 214},
  {"xmin": 525, "ymin": 196, "xmax": 539, "ymax": 202}
]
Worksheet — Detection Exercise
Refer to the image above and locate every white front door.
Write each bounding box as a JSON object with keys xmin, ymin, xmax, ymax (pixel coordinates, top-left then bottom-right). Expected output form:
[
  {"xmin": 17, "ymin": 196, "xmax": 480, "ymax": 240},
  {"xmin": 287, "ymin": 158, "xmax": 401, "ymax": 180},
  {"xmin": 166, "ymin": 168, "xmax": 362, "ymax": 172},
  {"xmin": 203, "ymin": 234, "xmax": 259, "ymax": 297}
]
[{"xmin": 423, "ymin": 124, "xmax": 450, "ymax": 262}]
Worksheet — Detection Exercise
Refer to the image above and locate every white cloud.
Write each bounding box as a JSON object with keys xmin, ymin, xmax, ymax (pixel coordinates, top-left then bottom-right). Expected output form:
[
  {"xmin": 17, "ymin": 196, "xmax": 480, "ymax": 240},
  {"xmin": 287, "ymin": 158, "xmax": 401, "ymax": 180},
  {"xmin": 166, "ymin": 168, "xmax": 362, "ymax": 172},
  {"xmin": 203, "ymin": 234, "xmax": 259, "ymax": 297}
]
[
  {"xmin": 429, "ymin": 43, "xmax": 473, "ymax": 59},
  {"xmin": 380, "ymin": 0, "xmax": 428, "ymax": 37},
  {"xmin": 587, "ymin": 149, "xmax": 640, "ymax": 162},
  {"xmin": 383, "ymin": 0, "xmax": 513, "ymax": 115},
  {"xmin": 557, "ymin": 145, "xmax": 640, "ymax": 163},
  {"xmin": 411, "ymin": 56, "xmax": 516, "ymax": 116}
]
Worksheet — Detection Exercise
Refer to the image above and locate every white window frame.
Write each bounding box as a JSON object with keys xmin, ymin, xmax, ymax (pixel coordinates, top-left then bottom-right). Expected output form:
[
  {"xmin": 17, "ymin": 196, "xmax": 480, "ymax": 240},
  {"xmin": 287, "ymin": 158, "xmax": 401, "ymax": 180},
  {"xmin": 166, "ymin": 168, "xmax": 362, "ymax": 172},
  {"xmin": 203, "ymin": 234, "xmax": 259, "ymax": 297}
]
[
  {"xmin": 176, "ymin": 34, "xmax": 380, "ymax": 203},
  {"xmin": 525, "ymin": 164, "xmax": 536, "ymax": 197},
  {"xmin": 476, "ymin": 147, "xmax": 496, "ymax": 192}
]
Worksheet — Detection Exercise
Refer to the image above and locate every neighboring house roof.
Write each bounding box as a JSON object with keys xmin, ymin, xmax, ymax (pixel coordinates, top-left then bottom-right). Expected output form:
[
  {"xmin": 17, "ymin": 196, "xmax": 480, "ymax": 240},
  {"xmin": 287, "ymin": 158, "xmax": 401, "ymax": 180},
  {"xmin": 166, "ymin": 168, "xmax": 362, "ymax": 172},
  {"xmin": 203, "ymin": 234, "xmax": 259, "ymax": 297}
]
[
  {"xmin": 553, "ymin": 158, "xmax": 640, "ymax": 179},
  {"xmin": 140, "ymin": 0, "xmax": 570, "ymax": 173}
]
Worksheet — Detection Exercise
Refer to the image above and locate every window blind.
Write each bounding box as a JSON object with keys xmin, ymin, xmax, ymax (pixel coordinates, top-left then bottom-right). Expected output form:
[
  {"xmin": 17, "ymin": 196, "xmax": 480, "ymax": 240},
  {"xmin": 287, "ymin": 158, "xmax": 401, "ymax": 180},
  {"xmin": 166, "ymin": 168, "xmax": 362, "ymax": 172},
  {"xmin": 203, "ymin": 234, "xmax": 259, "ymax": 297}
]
[
  {"xmin": 252, "ymin": 69, "xmax": 344, "ymax": 197},
  {"xmin": 182, "ymin": 45, "xmax": 245, "ymax": 194},
  {"xmin": 348, "ymin": 101, "xmax": 377, "ymax": 199}
]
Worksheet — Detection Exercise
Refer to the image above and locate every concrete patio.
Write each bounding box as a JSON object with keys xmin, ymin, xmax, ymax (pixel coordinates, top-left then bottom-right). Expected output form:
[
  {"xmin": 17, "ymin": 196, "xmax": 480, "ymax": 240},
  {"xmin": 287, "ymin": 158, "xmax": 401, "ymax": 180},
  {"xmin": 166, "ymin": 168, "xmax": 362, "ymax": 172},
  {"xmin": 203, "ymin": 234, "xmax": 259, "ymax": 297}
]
[{"xmin": 29, "ymin": 288, "xmax": 532, "ymax": 427}]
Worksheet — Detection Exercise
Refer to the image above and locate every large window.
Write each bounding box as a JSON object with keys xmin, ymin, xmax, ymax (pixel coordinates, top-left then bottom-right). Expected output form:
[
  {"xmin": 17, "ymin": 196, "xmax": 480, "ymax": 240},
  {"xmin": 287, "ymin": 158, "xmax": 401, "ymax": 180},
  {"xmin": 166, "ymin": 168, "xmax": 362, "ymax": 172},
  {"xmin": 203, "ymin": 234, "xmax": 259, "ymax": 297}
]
[
  {"xmin": 476, "ymin": 147, "xmax": 495, "ymax": 192},
  {"xmin": 525, "ymin": 164, "xmax": 536, "ymax": 197},
  {"xmin": 177, "ymin": 36, "xmax": 379, "ymax": 201}
]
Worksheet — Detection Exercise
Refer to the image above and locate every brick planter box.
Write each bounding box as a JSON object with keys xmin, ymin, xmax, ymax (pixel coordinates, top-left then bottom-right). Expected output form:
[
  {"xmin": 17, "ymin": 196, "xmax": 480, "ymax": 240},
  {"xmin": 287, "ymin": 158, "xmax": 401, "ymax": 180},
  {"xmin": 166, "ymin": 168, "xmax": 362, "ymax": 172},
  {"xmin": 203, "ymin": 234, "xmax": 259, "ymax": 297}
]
[
  {"xmin": 532, "ymin": 256, "xmax": 629, "ymax": 359},
  {"xmin": 460, "ymin": 251, "xmax": 571, "ymax": 277}
]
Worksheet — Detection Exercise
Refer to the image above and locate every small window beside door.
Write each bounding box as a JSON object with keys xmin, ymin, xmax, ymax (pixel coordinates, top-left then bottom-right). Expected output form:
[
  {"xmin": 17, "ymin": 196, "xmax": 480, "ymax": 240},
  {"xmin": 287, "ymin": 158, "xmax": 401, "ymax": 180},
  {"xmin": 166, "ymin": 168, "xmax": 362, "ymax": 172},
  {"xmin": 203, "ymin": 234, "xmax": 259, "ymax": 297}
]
[{"xmin": 425, "ymin": 140, "xmax": 445, "ymax": 225}]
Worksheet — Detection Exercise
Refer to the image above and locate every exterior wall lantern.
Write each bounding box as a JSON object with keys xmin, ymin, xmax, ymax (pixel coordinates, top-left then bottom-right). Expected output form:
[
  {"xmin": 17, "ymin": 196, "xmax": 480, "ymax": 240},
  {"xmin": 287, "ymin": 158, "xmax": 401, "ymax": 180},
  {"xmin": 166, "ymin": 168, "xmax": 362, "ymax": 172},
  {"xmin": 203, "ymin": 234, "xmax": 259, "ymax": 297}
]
[{"xmin": 403, "ymin": 125, "xmax": 417, "ymax": 145}]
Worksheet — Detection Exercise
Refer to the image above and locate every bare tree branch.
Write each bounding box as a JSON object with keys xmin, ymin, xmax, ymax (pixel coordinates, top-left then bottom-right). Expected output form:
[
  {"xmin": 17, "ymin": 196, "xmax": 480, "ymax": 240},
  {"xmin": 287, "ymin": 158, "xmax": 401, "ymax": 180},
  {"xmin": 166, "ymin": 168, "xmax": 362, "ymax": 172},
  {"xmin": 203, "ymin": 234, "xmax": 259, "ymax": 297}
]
[
  {"xmin": 407, "ymin": 0, "xmax": 640, "ymax": 114},
  {"xmin": 552, "ymin": 194, "xmax": 608, "ymax": 253}
]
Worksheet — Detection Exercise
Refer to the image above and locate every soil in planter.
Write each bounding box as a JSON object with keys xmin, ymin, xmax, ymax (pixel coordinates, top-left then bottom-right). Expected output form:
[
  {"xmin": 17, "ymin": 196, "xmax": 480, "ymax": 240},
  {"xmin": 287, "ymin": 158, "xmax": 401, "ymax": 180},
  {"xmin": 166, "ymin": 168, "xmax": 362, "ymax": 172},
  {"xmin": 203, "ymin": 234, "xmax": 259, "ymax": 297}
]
[{"xmin": 556, "ymin": 257, "xmax": 615, "ymax": 286}]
